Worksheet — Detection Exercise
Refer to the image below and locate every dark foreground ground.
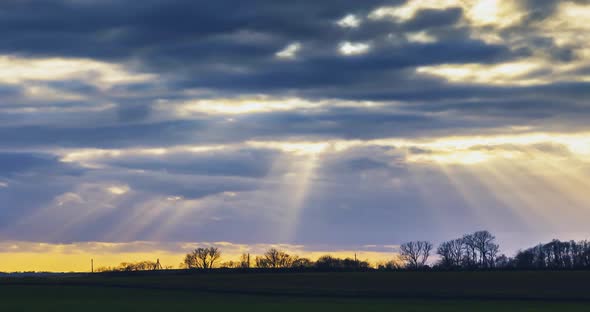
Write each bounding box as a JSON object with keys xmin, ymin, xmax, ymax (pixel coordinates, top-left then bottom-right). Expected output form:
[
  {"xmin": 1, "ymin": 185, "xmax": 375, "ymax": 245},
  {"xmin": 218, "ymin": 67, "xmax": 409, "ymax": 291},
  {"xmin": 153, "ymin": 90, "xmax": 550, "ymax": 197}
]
[{"xmin": 1, "ymin": 271, "xmax": 590, "ymax": 311}]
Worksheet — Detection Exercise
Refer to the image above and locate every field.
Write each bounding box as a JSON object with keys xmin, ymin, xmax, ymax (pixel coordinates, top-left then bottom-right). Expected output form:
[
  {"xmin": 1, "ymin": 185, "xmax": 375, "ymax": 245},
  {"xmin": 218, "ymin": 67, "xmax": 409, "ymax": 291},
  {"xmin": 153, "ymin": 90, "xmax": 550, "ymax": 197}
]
[{"xmin": 2, "ymin": 271, "xmax": 590, "ymax": 311}]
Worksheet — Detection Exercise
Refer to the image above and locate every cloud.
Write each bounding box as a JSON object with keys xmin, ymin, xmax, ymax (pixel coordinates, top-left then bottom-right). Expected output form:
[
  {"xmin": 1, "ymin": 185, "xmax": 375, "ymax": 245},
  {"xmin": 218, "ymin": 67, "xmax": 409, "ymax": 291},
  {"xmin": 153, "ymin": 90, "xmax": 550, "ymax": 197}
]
[
  {"xmin": 92, "ymin": 148, "xmax": 278, "ymax": 178},
  {"xmin": 337, "ymin": 14, "xmax": 362, "ymax": 28},
  {"xmin": 402, "ymin": 8, "xmax": 464, "ymax": 31},
  {"xmin": 0, "ymin": 153, "xmax": 83, "ymax": 177},
  {"xmin": 275, "ymin": 42, "xmax": 302, "ymax": 60},
  {"xmin": 339, "ymin": 41, "xmax": 371, "ymax": 56}
]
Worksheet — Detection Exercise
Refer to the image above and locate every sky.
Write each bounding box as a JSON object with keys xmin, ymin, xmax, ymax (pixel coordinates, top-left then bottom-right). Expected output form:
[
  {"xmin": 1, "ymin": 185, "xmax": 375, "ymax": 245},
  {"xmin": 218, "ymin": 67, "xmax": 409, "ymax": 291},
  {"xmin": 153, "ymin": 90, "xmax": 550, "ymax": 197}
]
[{"xmin": 1, "ymin": 0, "xmax": 590, "ymax": 272}]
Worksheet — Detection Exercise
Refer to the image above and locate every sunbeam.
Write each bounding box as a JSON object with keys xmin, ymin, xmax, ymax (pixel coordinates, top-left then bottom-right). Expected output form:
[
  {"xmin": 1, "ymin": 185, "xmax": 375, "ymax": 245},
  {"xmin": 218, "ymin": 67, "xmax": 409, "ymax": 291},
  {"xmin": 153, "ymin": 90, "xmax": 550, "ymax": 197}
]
[
  {"xmin": 278, "ymin": 153, "xmax": 323, "ymax": 242},
  {"xmin": 256, "ymin": 145, "xmax": 326, "ymax": 243}
]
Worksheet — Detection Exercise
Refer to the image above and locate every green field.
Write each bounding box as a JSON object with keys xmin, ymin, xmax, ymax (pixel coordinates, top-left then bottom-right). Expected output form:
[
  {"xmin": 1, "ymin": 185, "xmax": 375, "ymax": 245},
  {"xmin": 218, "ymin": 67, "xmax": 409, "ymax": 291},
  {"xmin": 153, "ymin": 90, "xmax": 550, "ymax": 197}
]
[{"xmin": 2, "ymin": 271, "xmax": 590, "ymax": 311}]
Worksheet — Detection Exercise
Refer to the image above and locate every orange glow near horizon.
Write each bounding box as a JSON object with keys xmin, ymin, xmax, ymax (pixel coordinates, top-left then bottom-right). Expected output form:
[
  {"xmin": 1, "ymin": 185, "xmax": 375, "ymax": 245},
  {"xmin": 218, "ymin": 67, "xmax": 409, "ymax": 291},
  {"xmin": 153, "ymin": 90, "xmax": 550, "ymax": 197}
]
[{"xmin": 0, "ymin": 243, "xmax": 399, "ymax": 273}]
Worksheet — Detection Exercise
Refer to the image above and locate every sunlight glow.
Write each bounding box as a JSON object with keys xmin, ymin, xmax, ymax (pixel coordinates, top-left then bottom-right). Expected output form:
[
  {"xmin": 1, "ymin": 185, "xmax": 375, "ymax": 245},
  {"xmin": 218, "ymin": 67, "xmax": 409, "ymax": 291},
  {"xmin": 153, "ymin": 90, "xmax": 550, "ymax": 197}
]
[
  {"xmin": 0, "ymin": 55, "xmax": 155, "ymax": 87},
  {"xmin": 107, "ymin": 185, "xmax": 130, "ymax": 195},
  {"xmin": 368, "ymin": 0, "xmax": 448, "ymax": 21},
  {"xmin": 469, "ymin": 0, "xmax": 523, "ymax": 27},
  {"xmin": 543, "ymin": 2, "xmax": 590, "ymax": 49},
  {"xmin": 406, "ymin": 31, "xmax": 437, "ymax": 43},
  {"xmin": 278, "ymin": 154, "xmax": 322, "ymax": 242},
  {"xmin": 59, "ymin": 145, "xmax": 227, "ymax": 167},
  {"xmin": 275, "ymin": 42, "xmax": 301, "ymax": 60},
  {"xmin": 0, "ymin": 241, "xmax": 398, "ymax": 272},
  {"xmin": 167, "ymin": 196, "xmax": 184, "ymax": 201},
  {"xmin": 23, "ymin": 84, "xmax": 87, "ymax": 101},
  {"xmin": 175, "ymin": 97, "xmax": 317, "ymax": 114},
  {"xmin": 435, "ymin": 153, "xmax": 590, "ymax": 233},
  {"xmin": 59, "ymin": 132, "xmax": 590, "ymax": 169},
  {"xmin": 339, "ymin": 41, "xmax": 371, "ymax": 56},
  {"xmin": 416, "ymin": 60, "xmax": 544, "ymax": 85},
  {"xmin": 371, "ymin": 132, "xmax": 590, "ymax": 165},
  {"xmin": 247, "ymin": 141, "xmax": 329, "ymax": 156},
  {"xmin": 161, "ymin": 96, "xmax": 383, "ymax": 116},
  {"xmin": 408, "ymin": 151, "xmax": 492, "ymax": 165},
  {"xmin": 337, "ymin": 14, "xmax": 361, "ymax": 28},
  {"xmin": 369, "ymin": 0, "xmax": 523, "ymax": 28},
  {"xmin": 14, "ymin": 131, "xmax": 590, "ymax": 261},
  {"xmin": 55, "ymin": 192, "xmax": 84, "ymax": 207}
]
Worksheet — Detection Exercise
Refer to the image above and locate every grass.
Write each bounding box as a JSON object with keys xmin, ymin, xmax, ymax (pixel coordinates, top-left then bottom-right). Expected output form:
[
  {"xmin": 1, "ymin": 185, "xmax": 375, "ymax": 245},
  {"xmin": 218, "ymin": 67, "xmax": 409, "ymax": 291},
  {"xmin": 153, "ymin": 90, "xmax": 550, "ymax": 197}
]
[{"xmin": 2, "ymin": 271, "xmax": 590, "ymax": 311}]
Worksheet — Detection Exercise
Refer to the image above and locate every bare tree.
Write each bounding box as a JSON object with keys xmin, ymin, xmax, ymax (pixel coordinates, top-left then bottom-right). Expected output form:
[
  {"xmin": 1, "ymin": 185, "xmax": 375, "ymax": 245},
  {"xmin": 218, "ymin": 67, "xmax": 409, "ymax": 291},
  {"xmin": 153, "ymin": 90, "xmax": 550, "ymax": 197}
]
[
  {"xmin": 399, "ymin": 241, "xmax": 433, "ymax": 269},
  {"xmin": 256, "ymin": 248, "xmax": 293, "ymax": 268},
  {"xmin": 183, "ymin": 253, "xmax": 197, "ymax": 269},
  {"xmin": 207, "ymin": 247, "xmax": 222, "ymax": 268},
  {"xmin": 437, "ymin": 238, "xmax": 465, "ymax": 268},
  {"xmin": 435, "ymin": 231, "xmax": 502, "ymax": 269},
  {"xmin": 469, "ymin": 231, "xmax": 499, "ymax": 268},
  {"xmin": 462, "ymin": 234, "xmax": 479, "ymax": 267},
  {"xmin": 184, "ymin": 247, "xmax": 221, "ymax": 269}
]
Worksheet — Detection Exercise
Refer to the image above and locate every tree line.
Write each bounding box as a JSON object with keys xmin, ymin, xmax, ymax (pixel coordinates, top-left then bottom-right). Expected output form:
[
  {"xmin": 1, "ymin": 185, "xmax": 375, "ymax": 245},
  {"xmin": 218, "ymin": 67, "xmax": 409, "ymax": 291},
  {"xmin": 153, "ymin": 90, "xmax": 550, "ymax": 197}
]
[
  {"xmin": 96, "ymin": 260, "xmax": 172, "ymax": 272},
  {"xmin": 512, "ymin": 240, "xmax": 590, "ymax": 269},
  {"xmin": 96, "ymin": 231, "xmax": 590, "ymax": 272},
  {"xmin": 182, "ymin": 247, "xmax": 371, "ymax": 270}
]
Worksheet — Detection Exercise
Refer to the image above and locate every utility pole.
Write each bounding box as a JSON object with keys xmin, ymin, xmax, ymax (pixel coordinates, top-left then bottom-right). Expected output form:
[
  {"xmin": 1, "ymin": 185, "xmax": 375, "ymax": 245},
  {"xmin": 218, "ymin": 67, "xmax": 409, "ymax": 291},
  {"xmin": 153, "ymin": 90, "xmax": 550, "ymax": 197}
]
[{"xmin": 91, "ymin": 259, "xmax": 94, "ymax": 273}]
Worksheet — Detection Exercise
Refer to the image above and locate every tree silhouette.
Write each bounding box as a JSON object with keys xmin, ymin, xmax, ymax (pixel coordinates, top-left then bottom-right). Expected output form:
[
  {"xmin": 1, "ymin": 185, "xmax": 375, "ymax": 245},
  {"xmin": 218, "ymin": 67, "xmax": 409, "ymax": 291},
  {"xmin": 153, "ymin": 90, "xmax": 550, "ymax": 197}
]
[
  {"xmin": 436, "ymin": 231, "xmax": 500, "ymax": 269},
  {"xmin": 399, "ymin": 241, "xmax": 433, "ymax": 269},
  {"xmin": 513, "ymin": 239, "xmax": 590, "ymax": 269},
  {"xmin": 184, "ymin": 247, "xmax": 221, "ymax": 269},
  {"xmin": 256, "ymin": 248, "xmax": 293, "ymax": 268},
  {"xmin": 291, "ymin": 257, "xmax": 313, "ymax": 269},
  {"xmin": 437, "ymin": 238, "xmax": 465, "ymax": 268},
  {"xmin": 463, "ymin": 231, "xmax": 499, "ymax": 268}
]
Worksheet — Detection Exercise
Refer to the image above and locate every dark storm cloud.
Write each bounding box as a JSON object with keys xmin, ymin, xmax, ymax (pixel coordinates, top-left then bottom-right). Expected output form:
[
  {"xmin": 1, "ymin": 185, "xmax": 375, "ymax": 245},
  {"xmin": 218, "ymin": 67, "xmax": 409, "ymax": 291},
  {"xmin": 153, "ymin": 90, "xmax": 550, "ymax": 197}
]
[
  {"xmin": 402, "ymin": 8, "xmax": 464, "ymax": 31},
  {"xmin": 0, "ymin": 0, "xmax": 576, "ymax": 103},
  {"xmin": 0, "ymin": 105, "xmax": 502, "ymax": 149},
  {"xmin": 0, "ymin": 0, "xmax": 394, "ymax": 58},
  {"xmin": 116, "ymin": 103, "xmax": 152, "ymax": 122},
  {"xmin": 0, "ymin": 84, "xmax": 22, "ymax": 98},
  {"xmin": 1, "ymin": 0, "xmax": 573, "ymax": 122},
  {"xmin": 1, "ymin": 89, "xmax": 588, "ymax": 150},
  {"xmin": 100, "ymin": 148, "xmax": 278, "ymax": 178},
  {"xmin": 0, "ymin": 0, "xmax": 526, "ymax": 97},
  {"xmin": 183, "ymin": 38, "xmax": 520, "ymax": 92},
  {"xmin": 0, "ymin": 152, "xmax": 82, "ymax": 177},
  {"xmin": 0, "ymin": 120, "xmax": 204, "ymax": 148}
]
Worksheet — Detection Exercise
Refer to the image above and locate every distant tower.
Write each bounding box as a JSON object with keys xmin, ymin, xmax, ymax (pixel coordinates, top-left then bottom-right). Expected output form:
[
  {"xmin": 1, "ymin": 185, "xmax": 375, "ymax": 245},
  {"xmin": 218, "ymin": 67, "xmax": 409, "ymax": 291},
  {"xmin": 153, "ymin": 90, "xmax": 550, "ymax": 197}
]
[
  {"xmin": 154, "ymin": 258, "xmax": 163, "ymax": 270},
  {"xmin": 91, "ymin": 259, "xmax": 94, "ymax": 273}
]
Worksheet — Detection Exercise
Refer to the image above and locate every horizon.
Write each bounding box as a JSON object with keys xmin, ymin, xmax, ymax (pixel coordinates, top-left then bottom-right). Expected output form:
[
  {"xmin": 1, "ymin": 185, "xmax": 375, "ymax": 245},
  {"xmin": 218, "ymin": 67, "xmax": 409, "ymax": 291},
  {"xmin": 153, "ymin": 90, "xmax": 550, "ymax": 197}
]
[
  {"xmin": 1, "ymin": 0, "xmax": 590, "ymax": 273},
  {"xmin": 1, "ymin": 231, "xmax": 587, "ymax": 273}
]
